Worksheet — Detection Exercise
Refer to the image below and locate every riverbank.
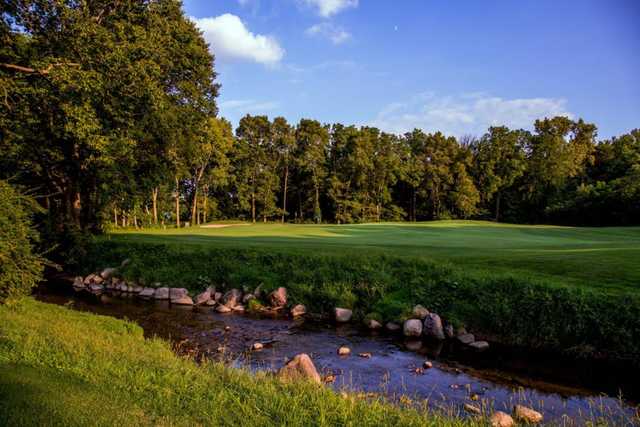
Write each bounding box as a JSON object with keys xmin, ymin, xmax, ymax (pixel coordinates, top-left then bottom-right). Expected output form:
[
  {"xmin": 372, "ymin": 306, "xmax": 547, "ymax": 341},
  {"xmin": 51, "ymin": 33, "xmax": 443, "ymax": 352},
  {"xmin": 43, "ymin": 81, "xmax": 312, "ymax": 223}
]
[
  {"xmin": 0, "ymin": 298, "xmax": 479, "ymax": 426},
  {"xmin": 82, "ymin": 239, "xmax": 640, "ymax": 362}
]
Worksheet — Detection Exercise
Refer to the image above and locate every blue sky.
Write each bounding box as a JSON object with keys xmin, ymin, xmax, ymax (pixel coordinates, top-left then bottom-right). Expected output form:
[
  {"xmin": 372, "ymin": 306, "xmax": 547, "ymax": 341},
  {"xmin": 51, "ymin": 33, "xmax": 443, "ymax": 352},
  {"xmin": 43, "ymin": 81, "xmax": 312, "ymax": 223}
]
[{"xmin": 184, "ymin": 0, "xmax": 639, "ymax": 139}]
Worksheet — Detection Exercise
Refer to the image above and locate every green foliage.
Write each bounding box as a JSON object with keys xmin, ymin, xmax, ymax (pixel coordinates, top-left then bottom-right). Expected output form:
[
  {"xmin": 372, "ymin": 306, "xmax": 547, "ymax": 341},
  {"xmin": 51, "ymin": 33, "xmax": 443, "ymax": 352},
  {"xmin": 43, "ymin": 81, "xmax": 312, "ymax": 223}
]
[
  {"xmin": 0, "ymin": 181, "xmax": 44, "ymax": 303},
  {"xmin": 85, "ymin": 236, "xmax": 640, "ymax": 360},
  {"xmin": 0, "ymin": 298, "xmax": 478, "ymax": 426}
]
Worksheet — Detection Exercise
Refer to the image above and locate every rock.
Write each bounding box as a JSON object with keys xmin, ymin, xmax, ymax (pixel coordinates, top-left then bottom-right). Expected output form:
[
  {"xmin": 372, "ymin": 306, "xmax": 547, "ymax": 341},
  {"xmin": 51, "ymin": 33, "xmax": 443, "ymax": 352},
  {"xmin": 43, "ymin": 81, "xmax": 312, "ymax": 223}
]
[
  {"xmin": 105, "ymin": 280, "xmax": 117, "ymax": 291},
  {"xmin": 457, "ymin": 333, "xmax": 475, "ymax": 345},
  {"xmin": 365, "ymin": 319, "xmax": 382, "ymax": 329},
  {"xmin": 385, "ymin": 322, "xmax": 401, "ymax": 332},
  {"xmin": 213, "ymin": 292, "xmax": 222, "ymax": 302},
  {"xmin": 138, "ymin": 287, "xmax": 155, "ymax": 298},
  {"xmin": 403, "ymin": 319, "xmax": 423, "ymax": 337},
  {"xmin": 83, "ymin": 274, "xmax": 97, "ymax": 285},
  {"xmin": 290, "ymin": 304, "xmax": 307, "ymax": 317},
  {"xmin": 412, "ymin": 304, "xmax": 429, "ymax": 319},
  {"xmin": 469, "ymin": 341, "xmax": 489, "ymax": 351},
  {"xmin": 423, "ymin": 313, "xmax": 445, "ymax": 340},
  {"xmin": 154, "ymin": 287, "xmax": 170, "ymax": 300},
  {"xmin": 490, "ymin": 411, "xmax": 514, "ymax": 427},
  {"xmin": 464, "ymin": 403, "xmax": 481, "ymax": 415},
  {"xmin": 170, "ymin": 288, "xmax": 188, "ymax": 300},
  {"xmin": 232, "ymin": 304, "xmax": 245, "ymax": 313},
  {"xmin": 171, "ymin": 296, "xmax": 194, "ymax": 305},
  {"xmin": 335, "ymin": 308, "xmax": 353, "ymax": 323},
  {"xmin": 216, "ymin": 305, "xmax": 232, "ymax": 313},
  {"xmin": 118, "ymin": 283, "xmax": 128, "ymax": 292},
  {"xmin": 194, "ymin": 290, "xmax": 211, "ymax": 305},
  {"xmin": 120, "ymin": 258, "xmax": 131, "ymax": 268},
  {"xmin": 513, "ymin": 405, "xmax": 543, "ymax": 424},
  {"xmin": 100, "ymin": 267, "xmax": 117, "ymax": 279},
  {"xmin": 92, "ymin": 276, "xmax": 104, "ymax": 285},
  {"xmin": 88, "ymin": 283, "xmax": 103, "ymax": 293},
  {"xmin": 253, "ymin": 284, "xmax": 263, "ymax": 298},
  {"xmin": 444, "ymin": 324, "xmax": 455, "ymax": 339},
  {"xmin": 423, "ymin": 361, "xmax": 433, "ymax": 369},
  {"xmin": 337, "ymin": 346, "xmax": 351, "ymax": 356},
  {"xmin": 222, "ymin": 289, "xmax": 242, "ymax": 308},
  {"xmin": 358, "ymin": 352, "xmax": 372, "ymax": 358},
  {"xmin": 130, "ymin": 286, "xmax": 143, "ymax": 294},
  {"xmin": 268, "ymin": 287, "xmax": 287, "ymax": 308},
  {"xmin": 242, "ymin": 293, "xmax": 255, "ymax": 304},
  {"xmin": 205, "ymin": 299, "xmax": 216, "ymax": 306},
  {"xmin": 252, "ymin": 343, "xmax": 264, "ymax": 351},
  {"xmin": 277, "ymin": 353, "xmax": 321, "ymax": 384},
  {"xmin": 72, "ymin": 276, "xmax": 85, "ymax": 289}
]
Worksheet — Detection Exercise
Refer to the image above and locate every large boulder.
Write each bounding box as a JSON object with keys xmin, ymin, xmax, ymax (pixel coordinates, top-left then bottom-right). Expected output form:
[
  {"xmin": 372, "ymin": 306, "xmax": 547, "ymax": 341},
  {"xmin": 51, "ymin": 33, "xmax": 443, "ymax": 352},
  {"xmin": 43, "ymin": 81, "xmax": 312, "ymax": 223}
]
[
  {"xmin": 403, "ymin": 319, "xmax": 423, "ymax": 337},
  {"xmin": 277, "ymin": 353, "xmax": 321, "ymax": 384},
  {"xmin": 100, "ymin": 267, "xmax": 117, "ymax": 280},
  {"xmin": 290, "ymin": 304, "xmax": 307, "ymax": 317},
  {"xmin": 335, "ymin": 308, "xmax": 353, "ymax": 323},
  {"xmin": 423, "ymin": 313, "xmax": 445, "ymax": 340},
  {"xmin": 194, "ymin": 290, "xmax": 211, "ymax": 305},
  {"xmin": 222, "ymin": 289, "xmax": 242, "ymax": 308},
  {"xmin": 170, "ymin": 288, "xmax": 188, "ymax": 300},
  {"xmin": 513, "ymin": 405, "xmax": 543, "ymax": 424},
  {"xmin": 490, "ymin": 411, "xmax": 514, "ymax": 427},
  {"xmin": 412, "ymin": 305, "xmax": 429, "ymax": 319},
  {"xmin": 268, "ymin": 287, "xmax": 287, "ymax": 308},
  {"xmin": 154, "ymin": 287, "xmax": 170, "ymax": 300}
]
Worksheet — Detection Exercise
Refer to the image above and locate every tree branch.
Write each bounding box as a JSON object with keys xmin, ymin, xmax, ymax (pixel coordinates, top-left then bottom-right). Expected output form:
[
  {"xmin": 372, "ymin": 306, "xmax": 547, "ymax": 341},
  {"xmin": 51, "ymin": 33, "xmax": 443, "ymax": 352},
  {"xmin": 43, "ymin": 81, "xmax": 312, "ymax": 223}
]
[{"xmin": 0, "ymin": 62, "xmax": 81, "ymax": 76}]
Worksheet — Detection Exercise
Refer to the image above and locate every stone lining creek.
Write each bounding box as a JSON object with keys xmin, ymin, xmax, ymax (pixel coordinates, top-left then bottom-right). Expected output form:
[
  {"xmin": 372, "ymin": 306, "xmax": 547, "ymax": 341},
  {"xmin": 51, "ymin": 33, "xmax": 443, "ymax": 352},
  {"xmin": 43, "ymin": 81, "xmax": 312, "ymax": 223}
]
[{"xmin": 36, "ymin": 285, "xmax": 639, "ymax": 426}]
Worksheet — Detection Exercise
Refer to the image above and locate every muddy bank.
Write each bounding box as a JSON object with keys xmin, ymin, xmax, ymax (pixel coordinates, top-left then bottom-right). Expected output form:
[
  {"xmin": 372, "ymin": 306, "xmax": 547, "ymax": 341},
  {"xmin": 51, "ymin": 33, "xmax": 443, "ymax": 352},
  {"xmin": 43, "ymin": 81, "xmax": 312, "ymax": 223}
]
[{"xmin": 36, "ymin": 283, "xmax": 639, "ymax": 426}]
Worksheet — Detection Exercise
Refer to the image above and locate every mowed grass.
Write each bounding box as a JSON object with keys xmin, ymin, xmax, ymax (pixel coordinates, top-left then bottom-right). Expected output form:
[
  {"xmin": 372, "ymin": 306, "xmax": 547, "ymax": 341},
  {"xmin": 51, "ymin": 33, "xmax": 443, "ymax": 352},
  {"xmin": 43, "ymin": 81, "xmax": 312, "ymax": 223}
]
[
  {"xmin": 108, "ymin": 220, "xmax": 640, "ymax": 294},
  {"xmin": 0, "ymin": 298, "xmax": 475, "ymax": 427}
]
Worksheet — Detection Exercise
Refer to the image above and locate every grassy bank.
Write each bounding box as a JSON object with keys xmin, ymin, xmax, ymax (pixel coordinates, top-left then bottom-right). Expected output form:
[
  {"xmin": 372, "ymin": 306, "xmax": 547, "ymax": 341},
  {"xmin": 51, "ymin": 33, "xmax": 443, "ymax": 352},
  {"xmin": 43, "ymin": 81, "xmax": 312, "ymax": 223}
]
[
  {"xmin": 85, "ymin": 236, "xmax": 640, "ymax": 361},
  {"xmin": 0, "ymin": 298, "xmax": 476, "ymax": 426}
]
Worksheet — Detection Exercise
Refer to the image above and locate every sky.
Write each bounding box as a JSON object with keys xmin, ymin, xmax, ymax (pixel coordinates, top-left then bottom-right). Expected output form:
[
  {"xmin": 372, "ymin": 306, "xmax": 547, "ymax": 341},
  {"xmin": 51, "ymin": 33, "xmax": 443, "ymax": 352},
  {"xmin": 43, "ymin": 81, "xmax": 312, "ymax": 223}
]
[{"xmin": 183, "ymin": 0, "xmax": 640, "ymax": 139}]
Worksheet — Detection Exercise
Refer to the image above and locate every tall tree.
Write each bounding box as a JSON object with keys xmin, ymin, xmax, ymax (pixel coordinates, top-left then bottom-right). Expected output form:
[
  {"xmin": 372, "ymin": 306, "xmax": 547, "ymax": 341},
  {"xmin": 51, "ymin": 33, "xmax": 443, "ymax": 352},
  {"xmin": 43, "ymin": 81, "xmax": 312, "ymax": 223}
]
[
  {"xmin": 272, "ymin": 117, "xmax": 295, "ymax": 223},
  {"xmin": 295, "ymin": 119, "xmax": 328, "ymax": 223}
]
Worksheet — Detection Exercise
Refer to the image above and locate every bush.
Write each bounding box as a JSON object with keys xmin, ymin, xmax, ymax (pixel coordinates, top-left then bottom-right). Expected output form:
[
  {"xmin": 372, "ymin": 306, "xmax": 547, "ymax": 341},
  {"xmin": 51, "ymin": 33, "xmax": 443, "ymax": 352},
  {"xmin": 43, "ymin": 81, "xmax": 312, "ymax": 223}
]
[{"xmin": 0, "ymin": 181, "xmax": 45, "ymax": 303}]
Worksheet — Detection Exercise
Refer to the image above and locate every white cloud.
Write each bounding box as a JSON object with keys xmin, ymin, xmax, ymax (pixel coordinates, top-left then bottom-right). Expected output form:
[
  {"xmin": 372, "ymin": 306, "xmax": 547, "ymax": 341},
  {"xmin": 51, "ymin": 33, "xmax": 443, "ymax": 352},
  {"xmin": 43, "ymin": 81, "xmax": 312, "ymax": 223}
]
[
  {"xmin": 370, "ymin": 93, "xmax": 573, "ymax": 136},
  {"xmin": 302, "ymin": 0, "xmax": 358, "ymax": 17},
  {"xmin": 191, "ymin": 14, "xmax": 284, "ymax": 65},
  {"xmin": 220, "ymin": 99, "xmax": 280, "ymax": 113},
  {"xmin": 305, "ymin": 22, "xmax": 351, "ymax": 44}
]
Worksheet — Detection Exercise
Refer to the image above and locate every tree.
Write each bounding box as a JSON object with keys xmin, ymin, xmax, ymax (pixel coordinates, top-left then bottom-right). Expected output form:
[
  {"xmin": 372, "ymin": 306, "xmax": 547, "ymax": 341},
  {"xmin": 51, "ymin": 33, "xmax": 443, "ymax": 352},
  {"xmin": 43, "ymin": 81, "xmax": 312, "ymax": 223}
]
[
  {"xmin": 272, "ymin": 117, "xmax": 295, "ymax": 223},
  {"xmin": 295, "ymin": 119, "xmax": 329, "ymax": 223}
]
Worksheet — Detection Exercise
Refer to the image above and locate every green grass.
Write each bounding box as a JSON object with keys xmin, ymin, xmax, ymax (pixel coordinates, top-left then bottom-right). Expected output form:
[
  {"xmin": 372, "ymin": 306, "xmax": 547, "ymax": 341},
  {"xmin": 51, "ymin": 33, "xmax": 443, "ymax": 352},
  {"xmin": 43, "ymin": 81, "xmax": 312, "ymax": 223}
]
[
  {"xmin": 0, "ymin": 298, "xmax": 476, "ymax": 426},
  {"xmin": 107, "ymin": 220, "xmax": 640, "ymax": 294}
]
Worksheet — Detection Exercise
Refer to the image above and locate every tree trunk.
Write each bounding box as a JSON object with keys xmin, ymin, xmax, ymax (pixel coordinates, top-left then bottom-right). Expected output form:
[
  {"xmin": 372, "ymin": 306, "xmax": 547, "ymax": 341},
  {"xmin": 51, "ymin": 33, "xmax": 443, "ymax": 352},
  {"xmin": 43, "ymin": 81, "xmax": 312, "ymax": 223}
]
[
  {"xmin": 114, "ymin": 207, "xmax": 118, "ymax": 227},
  {"xmin": 174, "ymin": 176, "xmax": 181, "ymax": 228},
  {"xmin": 203, "ymin": 187, "xmax": 208, "ymax": 224},
  {"xmin": 495, "ymin": 192, "xmax": 501, "ymax": 222},
  {"xmin": 281, "ymin": 164, "xmax": 289, "ymax": 223},
  {"xmin": 152, "ymin": 187, "xmax": 158, "ymax": 225},
  {"xmin": 251, "ymin": 191, "xmax": 256, "ymax": 223},
  {"xmin": 190, "ymin": 188, "xmax": 198, "ymax": 226}
]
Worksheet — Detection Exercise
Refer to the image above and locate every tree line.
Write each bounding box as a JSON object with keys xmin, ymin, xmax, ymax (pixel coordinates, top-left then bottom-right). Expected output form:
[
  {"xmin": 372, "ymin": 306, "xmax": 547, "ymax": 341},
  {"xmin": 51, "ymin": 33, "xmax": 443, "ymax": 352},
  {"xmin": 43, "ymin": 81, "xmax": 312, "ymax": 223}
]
[{"xmin": 1, "ymin": 1, "xmax": 638, "ymax": 245}]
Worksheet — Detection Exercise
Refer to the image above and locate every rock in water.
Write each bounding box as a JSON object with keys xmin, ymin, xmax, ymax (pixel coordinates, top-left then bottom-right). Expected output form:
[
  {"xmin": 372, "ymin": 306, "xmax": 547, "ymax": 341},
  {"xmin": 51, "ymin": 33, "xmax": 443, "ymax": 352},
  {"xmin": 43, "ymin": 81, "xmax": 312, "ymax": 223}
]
[
  {"xmin": 205, "ymin": 299, "xmax": 216, "ymax": 306},
  {"xmin": 138, "ymin": 287, "xmax": 155, "ymax": 298},
  {"xmin": 213, "ymin": 292, "xmax": 222, "ymax": 302},
  {"xmin": 403, "ymin": 319, "xmax": 423, "ymax": 337},
  {"xmin": 216, "ymin": 305, "xmax": 232, "ymax": 313},
  {"xmin": 490, "ymin": 411, "xmax": 514, "ymax": 427},
  {"xmin": 171, "ymin": 296, "xmax": 194, "ymax": 305},
  {"xmin": 100, "ymin": 267, "xmax": 117, "ymax": 279},
  {"xmin": 268, "ymin": 287, "xmax": 287, "ymax": 308},
  {"xmin": 444, "ymin": 324, "xmax": 454, "ymax": 339},
  {"xmin": 72, "ymin": 276, "xmax": 85, "ymax": 290},
  {"xmin": 423, "ymin": 313, "xmax": 445, "ymax": 340},
  {"xmin": 335, "ymin": 308, "xmax": 353, "ymax": 323},
  {"xmin": 469, "ymin": 341, "xmax": 489, "ymax": 351},
  {"xmin": 252, "ymin": 343, "xmax": 264, "ymax": 351},
  {"xmin": 222, "ymin": 289, "xmax": 242, "ymax": 308},
  {"xmin": 194, "ymin": 290, "xmax": 211, "ymax": 305},
  {"xmin": 365, "ymin": 319, "xmax": 382, "ymax": 329},
  {"xmin": 513, "ymin": 405, "xmax": 543, "ymax": 424},
  {"xmin": 337, "ymin": 346, "xmax": 351, "ymax": 356},
  {"xmin": 170, "ymin": 288, "xmax": 188, "ymax": 300},
  {"xmin": 154, "ymin": 287, "xmax": 170, "ymax": 300},
  {"xmin": 277, "ymin": 353, "xmax": 321, "ymax": 384},
  {"xmin": 456, "ymin": 333, "xmax": 475, "ymax": 345},
  {"xmin": 242, "ymin": 293, "xmax": 255, "ymax": 304},
  {"xmin": 412, "ymin": 304, "xmax": 429, "ymax": 319},
  {"xmin": 385, "ymin": 322, "xmax": 401, "ymax": 332},
  {"xmin": 290, "ymin": 304, "xmax": 307, "ymax": 317}
]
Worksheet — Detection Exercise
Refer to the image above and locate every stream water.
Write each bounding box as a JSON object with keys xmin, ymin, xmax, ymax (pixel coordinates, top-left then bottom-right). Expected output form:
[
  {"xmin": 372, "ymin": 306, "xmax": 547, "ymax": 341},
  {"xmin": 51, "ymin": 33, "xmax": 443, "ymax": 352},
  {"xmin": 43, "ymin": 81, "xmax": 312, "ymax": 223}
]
[{"xmin": 36, "ymin": 284, "xmax": 639, "ymax": 426}]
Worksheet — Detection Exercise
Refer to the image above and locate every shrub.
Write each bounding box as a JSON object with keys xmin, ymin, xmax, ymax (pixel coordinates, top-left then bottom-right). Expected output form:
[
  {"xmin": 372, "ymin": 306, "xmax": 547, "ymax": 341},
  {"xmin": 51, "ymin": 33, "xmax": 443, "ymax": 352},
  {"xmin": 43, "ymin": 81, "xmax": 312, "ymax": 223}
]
[{"xmin": 0, "ymin": 181, "xmax": 45, "ymax": 303}]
